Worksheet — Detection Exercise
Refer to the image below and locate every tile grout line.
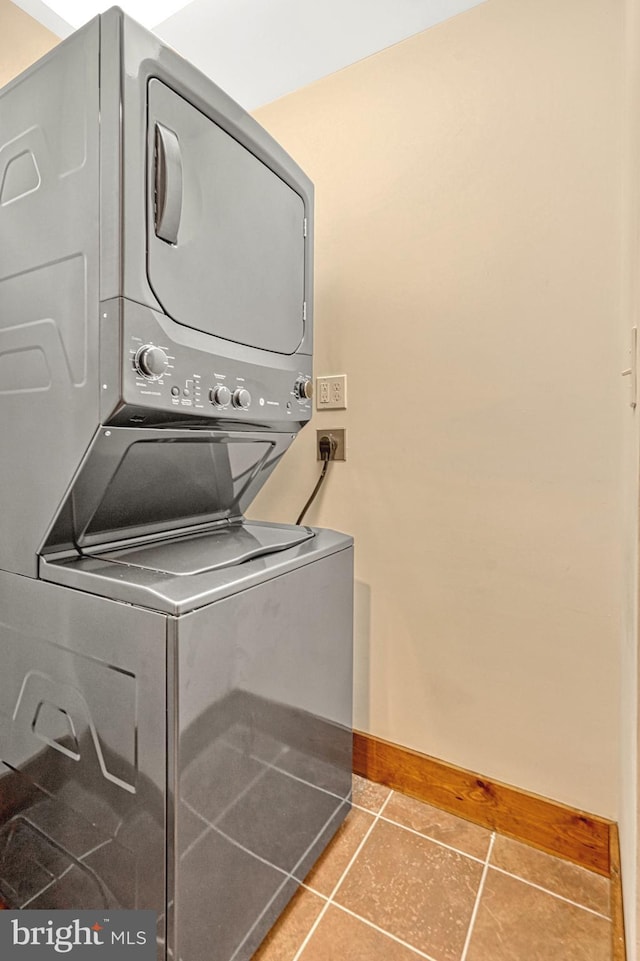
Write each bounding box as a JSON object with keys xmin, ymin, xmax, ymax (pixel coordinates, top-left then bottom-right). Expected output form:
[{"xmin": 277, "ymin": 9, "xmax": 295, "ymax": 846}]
[
  {"xmin": 19, "ymin": 833, "xmax": 113, "ymax": 910},
  {"xmin": 179, "ymin": 821, "xmax": 211, "ymax": 862},
  {"xmin": 183, "ymin": 765, "xmax": 270, "ymax": 831},
  {"xmin": 261, "ymin": 758, "xmax": 350, "ymax": 805},
  {"xmin": 221, "ymin": 736, "xmax": 351, "ymax": 806},
  {"xmin": 375, "ymin": 812, "xmax": 486, "ymax": 864},
  {"xmin": 459, "ymin": 832, "xmax": 496, "ymax": 961},
  {"xmin": 289, "ymin": 791, "xmax": 393, "ymax": 961},
  {"xmin": 328, "ymin": 790, "xmax": 393, "ymax": 902},
  {"xmin": 208, "ymin": 820, "xmax": 292, "ymax": 879},
  {"xmin": 183, "ymin": 795, "xmax": 350, "ymax": 887},
  {"xmin": 182, "ymin": 741, "xmax": 290, "ymax": 839},
  {"xmin": 20, "ymin": 863, "xmax": 74, "ymax": 909},
  {"xmin": 489, "ymin": 864, "xmax": 611, "ymax": 920},
  {"xmin": 330, "ymin": 900, "xmax": 438, "ymax": 961},
  {"xmin": 299, "ymin": 881, "xmax": 436, "ymax": 960}
]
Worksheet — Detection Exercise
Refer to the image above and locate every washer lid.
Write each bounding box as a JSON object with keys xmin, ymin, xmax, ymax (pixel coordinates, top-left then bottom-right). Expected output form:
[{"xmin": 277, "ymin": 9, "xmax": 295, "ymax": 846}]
[
  {"xmin": 147, "ymin": 79, "xmax": 306, "ymax": 355},
  {"xmin": 95, "ymin": 521, "xmax": 313, "ymax": 576},
  {"xmin": 40, "ymin": 527, "xmax": 352, "ymax": 615}
]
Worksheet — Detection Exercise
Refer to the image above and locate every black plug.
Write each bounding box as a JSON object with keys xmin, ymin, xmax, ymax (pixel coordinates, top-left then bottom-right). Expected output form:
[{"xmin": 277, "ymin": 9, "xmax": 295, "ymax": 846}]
[
  {"xmin": 319, "ymin": 434, "xmax": 333, "ymax": 461},
  {"xmin": 297, "ymin": 433, "xmax": 338, "ymax": 525}
]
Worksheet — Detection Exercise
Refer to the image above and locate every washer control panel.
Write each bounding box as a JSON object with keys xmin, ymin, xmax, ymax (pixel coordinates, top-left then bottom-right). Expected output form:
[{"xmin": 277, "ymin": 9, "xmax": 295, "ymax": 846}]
[{"xmin": 120, "ymin": 313, "xmax": 312, "ymax": 426}]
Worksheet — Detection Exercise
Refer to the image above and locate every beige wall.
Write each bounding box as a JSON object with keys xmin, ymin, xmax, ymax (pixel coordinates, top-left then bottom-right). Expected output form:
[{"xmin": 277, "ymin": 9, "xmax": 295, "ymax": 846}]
[
  {"xmin": 0, "ymin": 0, "xmax": 58, "ymax": 88},
  {"xmin": 252, "ymin": 0, "xmax": 626, "ymax": 818}
]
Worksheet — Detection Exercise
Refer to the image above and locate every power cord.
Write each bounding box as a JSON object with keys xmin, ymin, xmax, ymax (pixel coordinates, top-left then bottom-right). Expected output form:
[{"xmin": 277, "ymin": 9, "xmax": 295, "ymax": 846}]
[{"xmin": 296, "ymin": 434, "xmax": 338, "ymax": 525}]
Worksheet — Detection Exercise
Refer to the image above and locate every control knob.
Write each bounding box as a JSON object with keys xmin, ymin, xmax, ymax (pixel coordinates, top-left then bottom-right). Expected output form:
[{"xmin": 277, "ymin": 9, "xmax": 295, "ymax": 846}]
[
  {"xmin": 210, "ymin": 385, "xmax": 232, "ymax": 408},
  {"xmin": 232, "ymin": 388, "xmax": 252, "ymax": 410},
  {"xmin": 135, "ymin": 345, "xmax": 169, "ymax": 380},
  {"xmin": 294, "ymin": 377, "xmax": 313, "ymax": 402}
]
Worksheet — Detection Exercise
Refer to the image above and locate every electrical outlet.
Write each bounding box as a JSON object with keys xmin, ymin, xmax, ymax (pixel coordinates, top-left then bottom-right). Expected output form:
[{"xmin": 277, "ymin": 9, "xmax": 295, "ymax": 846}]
[
  {"xmin": 317, "ymin": 429, "xmax": 346, "ymax": 461},
  {"xmin": 316, "ymin": 374, "xmax": 347, "ymax": 410}
]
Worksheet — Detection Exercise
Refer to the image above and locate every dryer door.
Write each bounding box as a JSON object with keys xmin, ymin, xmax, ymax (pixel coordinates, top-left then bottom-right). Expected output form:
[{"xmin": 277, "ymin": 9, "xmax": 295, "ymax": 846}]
[{"xmin": 146, "ymin": 79, "xmax": 306, "ymax": 355}]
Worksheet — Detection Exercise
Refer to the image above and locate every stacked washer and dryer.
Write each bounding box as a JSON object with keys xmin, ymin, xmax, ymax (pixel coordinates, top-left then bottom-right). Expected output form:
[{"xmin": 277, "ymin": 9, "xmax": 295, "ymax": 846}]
[{"xmin": 0, "ymin": 9, "xmax": 353, "ymax": 961}]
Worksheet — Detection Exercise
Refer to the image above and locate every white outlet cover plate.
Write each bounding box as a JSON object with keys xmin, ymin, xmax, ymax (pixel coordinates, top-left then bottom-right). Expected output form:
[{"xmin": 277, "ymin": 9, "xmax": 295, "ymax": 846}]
[{"xmin": 316, "ymin": 374, "xmax": 347, "ymax": 410}]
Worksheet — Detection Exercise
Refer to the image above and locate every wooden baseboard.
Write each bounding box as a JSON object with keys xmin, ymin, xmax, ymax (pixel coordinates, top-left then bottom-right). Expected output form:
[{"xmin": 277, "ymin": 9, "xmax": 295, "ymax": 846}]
[
  {"xmin": 353, "ymin": 730, "xmax": 612, "ymax": 876},
  {"xmin": 609, "ymin": 823, "xmax": 627, "ymax": 961}
]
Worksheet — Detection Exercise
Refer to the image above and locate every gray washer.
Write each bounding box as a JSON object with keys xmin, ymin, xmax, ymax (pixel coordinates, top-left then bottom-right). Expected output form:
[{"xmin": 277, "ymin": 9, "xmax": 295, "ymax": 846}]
[{"xmin": 0, "ymin": 530, "xmax": 353, "ymax": 961}]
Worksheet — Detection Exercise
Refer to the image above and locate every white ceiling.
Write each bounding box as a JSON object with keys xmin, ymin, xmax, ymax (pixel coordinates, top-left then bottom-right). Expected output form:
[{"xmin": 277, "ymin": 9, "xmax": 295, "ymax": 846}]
[{"xmin": 12, "ymin": 0, "xmax": 487, "ymax": 109}]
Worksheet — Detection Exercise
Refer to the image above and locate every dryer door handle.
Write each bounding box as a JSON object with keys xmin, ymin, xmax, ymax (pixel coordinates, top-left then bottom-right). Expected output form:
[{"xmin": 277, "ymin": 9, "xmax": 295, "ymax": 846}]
[{"xmin": 154, "ymin": 122, "xmax": 183, "ymax": 245}]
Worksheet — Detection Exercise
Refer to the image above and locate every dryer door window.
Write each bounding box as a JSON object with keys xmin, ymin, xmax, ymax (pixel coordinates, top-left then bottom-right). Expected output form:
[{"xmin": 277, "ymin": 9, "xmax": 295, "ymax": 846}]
[{"xmin": 146, "ymin": 79, "xmax": 305, "ymax": 355}]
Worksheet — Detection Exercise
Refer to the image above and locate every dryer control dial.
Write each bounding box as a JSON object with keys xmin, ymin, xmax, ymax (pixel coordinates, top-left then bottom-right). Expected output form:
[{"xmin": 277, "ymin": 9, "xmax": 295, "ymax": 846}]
[
  {"xmin": 232, "ymin": 388, "xmax": 252, "ymax": 410},
  {"xmin": 135, "ymin": 345, "xmax": 169, "ymax": 380},
  {"xmin": 294, "ymin": 377, "xmax": 313, "ymax": 401},
  {"xmin": 210, "ymin": 385, "xmax": 232, "ymax": 408}
]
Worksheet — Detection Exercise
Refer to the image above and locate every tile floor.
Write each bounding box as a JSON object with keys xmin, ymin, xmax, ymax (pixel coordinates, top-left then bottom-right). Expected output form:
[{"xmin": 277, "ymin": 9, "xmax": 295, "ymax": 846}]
[
  {"xmin": 0, "ymin": 774, "xmax": 614, "ymax": 961},
  {"xmin": 253, "ymin": 775, "xmax": 612, "ymax": 961}
]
